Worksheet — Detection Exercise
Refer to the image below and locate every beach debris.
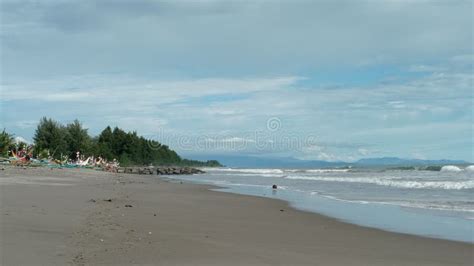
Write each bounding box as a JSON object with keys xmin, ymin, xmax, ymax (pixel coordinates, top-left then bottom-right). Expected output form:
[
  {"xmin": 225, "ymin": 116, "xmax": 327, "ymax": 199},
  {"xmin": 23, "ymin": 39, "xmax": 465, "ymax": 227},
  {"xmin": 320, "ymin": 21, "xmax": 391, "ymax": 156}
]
[
  {"xmin": 88, "ymin": 199, "xmax": 97, "ymax": 203},
  {"xmin": 148, "ymin": 232, "xmax": 152, "ymax": 235},
  {"xmin": 104, "ymin": 199, "xmax": 113, "ymax": 202},
  {"xmin": 100, "ymin": 239, "xmax": 104, "ymax": 242},
  {"xmin": 272, "ymin": 184, "xmax": 278, "ymax": 189},
  {"xmin": 280, "ymin": 209, "xmax": 285, "ymax": 212},
  {"xmin": 125, "ymin": 204, "xmax": 133, "ymax": 208},
  {"xmin": 3, "ymin": 146, "xmax": 205, "ymax": 176},
  {"xmin": 8, "ymin": 147, "xmax": 33, "ymax": 166},
  {"xmin": 153, "ymin": 213, "xmax": 157, "ymax": 216}
]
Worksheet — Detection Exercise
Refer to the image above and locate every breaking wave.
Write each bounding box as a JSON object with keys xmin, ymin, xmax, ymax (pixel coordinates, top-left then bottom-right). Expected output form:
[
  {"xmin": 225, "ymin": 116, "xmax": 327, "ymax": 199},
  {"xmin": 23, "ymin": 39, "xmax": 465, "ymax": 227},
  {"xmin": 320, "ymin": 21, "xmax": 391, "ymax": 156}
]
[
  {"xmin": 440, "ymin": 165, "xmax": 463, "ymax": 172},
  {"xmin": 284, "ymin": 175, "xmax": 474, "ymax": 190},
  {"xmin": 465, "ymin": 165, "xmax": 474, "ymax": 172},
  {"xmin": 202, "ymin": 167, "xmax": 351, "ymax": 175},
  {"xmin": 202, "ymin": 168, "xmax": 284, "ymax": 174},
  {"xmin": 305, "ymin": 169, "xmax": 351, "ymax": 173}
]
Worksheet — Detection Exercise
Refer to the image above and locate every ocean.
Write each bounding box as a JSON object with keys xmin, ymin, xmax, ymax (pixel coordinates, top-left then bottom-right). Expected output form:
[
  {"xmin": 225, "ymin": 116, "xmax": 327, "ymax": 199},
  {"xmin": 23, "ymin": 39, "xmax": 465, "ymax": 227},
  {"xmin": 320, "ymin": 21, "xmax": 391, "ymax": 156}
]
[{"xmin": 166, "ymin": 165, "xmax": 474, "ymax": 243}]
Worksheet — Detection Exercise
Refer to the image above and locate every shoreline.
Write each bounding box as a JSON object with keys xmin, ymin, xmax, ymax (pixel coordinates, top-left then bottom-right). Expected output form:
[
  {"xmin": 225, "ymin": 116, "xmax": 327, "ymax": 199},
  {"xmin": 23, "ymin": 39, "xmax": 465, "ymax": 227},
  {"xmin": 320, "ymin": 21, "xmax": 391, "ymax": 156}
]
[
  {"xmin": 195, "ymin": 182, "xmax": 474, "ymax": 244},
  {"xmin": 1, "ymin": 167, "xmax": 472, "ymax": 265},
  {"xmin": 204, "ymin": 185, "xmax": 474, "ymax": 244},
  {"xmin": 182, "ymin": 167, "xmax": 474, "ymax": 243}
]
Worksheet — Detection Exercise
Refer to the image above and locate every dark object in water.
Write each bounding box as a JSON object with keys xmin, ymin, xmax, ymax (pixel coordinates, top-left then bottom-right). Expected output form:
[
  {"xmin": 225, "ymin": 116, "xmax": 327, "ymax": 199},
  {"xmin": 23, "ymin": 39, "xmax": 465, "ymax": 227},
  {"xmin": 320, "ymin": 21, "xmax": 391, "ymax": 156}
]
[
  {"xmin": 272, "ymin": 184, "xmax": 278, "ymax": 189},
  {"xmin": 125, "ymin": 204, "xmax": 133, "ymax": 208}
]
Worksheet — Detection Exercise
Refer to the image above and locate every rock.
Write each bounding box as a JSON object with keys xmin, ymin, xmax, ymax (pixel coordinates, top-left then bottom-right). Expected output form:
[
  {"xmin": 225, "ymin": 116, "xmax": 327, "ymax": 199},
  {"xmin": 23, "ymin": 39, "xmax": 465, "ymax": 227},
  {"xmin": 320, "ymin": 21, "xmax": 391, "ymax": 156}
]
[{"xmin": 121, "ymin": 166, "xmax": 205, "ymax": 176}]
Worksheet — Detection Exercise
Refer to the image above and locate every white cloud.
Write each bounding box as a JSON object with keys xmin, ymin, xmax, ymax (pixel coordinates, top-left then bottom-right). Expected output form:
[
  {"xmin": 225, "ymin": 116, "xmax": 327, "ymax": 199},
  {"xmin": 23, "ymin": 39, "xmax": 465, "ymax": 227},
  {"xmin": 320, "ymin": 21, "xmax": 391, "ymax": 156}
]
[
  {"xmin": 14, "ymin": 120, "xmax": 38, "ymax": 129},
  {"xmin": 2, "ymin": 54, "xmax": 472, "ymax": 160},
  {"xmin": 1, "ymin": 1, "xmax": 471, "ymax": 79},
  {"xmin": 358, "ymin": 148, "xmax": 370, "ymax": 156},
  {"xmin": 0, "ymin": 0, "xmax": 472, "ymax": 161},
  {"xmin": 1, "ymin": 76, "xmax": 301, "ymax": 103},
  {"xmin": 14, "ymin": 136, "xmax": 31, "ymax": 144},
  {"xmin": 407, "ymin": 65, "xmax": 447, "ymax": 73}
]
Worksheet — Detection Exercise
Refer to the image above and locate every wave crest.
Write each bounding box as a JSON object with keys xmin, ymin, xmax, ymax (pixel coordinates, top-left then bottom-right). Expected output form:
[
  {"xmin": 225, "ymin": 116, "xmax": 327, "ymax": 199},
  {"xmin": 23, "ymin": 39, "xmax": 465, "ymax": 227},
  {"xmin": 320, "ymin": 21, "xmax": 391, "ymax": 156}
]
[
  {"xmin": 284, "ymin": 175, "xmax": 474, "ymax": 190},
  {"xmin": 203, "ymin": 168, "xmax": 284, "ymax": 175},
  {"xmin": 441, "ymin": 165, "xmax": 463, "ymax": 172}
]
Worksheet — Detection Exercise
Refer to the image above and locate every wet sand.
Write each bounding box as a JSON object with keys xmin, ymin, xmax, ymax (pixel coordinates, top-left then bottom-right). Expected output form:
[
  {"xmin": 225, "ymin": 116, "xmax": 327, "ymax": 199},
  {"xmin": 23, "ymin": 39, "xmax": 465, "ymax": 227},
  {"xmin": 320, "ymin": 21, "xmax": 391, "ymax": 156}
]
[{"xmin": 0, "ymin": 167, "xmax": 472, "ymax": 265}]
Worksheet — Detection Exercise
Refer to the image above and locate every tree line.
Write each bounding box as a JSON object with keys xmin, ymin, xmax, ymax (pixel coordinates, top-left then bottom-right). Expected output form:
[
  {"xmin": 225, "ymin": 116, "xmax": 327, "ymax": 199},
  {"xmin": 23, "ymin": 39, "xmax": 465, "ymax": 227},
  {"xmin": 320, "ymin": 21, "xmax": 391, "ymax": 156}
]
[{"xmin": 1, "ymin": 117, "xmax": 221, "ymax": 167}]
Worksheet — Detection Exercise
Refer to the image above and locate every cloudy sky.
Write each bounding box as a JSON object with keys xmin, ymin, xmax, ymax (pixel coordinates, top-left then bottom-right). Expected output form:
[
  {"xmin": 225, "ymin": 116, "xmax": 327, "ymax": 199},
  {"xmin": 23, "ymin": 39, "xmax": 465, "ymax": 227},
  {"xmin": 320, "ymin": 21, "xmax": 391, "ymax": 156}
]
[{"xmin": 0, "ymin": 0, "xmax": 472, "ymax": 162}]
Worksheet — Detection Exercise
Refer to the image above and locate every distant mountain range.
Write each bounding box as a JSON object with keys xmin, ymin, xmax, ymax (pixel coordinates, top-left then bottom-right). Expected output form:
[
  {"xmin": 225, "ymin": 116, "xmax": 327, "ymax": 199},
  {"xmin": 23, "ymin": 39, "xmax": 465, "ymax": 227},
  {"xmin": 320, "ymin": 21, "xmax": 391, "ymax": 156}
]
[
  {"xmin": 184, "ymin": 154, "xmax": 470, "ymax": 168},
  {"xmin": 354, "ymin": 157, "xmax": 468, "ymax": 167}
]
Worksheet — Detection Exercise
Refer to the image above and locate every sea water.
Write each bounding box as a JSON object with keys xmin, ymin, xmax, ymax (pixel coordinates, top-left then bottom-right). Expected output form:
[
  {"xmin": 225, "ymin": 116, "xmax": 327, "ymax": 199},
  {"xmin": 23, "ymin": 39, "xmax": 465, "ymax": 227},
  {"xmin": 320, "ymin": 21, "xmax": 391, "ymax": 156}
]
[{"xmin": 167, "ymin": 166, "xmax": 474, "ymax": 243}]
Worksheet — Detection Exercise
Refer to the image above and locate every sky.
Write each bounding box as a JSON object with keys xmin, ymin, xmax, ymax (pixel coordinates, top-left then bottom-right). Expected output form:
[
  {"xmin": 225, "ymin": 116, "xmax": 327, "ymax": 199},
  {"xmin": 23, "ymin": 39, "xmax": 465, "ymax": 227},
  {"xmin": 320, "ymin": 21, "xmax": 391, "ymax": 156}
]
[{"xmin": 0, "ymin": 0, "xmax": 473, "ymax": 162}]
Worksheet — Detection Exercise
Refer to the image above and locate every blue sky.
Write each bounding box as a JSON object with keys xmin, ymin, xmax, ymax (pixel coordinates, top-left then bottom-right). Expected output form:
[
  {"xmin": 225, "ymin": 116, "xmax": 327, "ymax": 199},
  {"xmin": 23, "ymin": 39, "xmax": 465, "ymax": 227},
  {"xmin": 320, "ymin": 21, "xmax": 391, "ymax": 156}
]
[{"xmin": 0, "ymin": 0, "xmax": 472, "ymax": 162}]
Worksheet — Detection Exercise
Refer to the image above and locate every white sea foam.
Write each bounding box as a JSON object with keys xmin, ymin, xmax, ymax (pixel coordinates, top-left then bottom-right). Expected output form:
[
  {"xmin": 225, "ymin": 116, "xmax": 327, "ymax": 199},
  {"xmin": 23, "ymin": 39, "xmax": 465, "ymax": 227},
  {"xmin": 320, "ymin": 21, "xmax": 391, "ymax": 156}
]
[
  {"xmin": 305, "ymin": 169, "xmax": 350, "ymax": 173},
  {"xmin": 465, "ymin": 165, "xmax": 474, "ymax": 172},
  {"xmin": 285, "ymin": 175, "xmax": 474, "ymax": 190},
  {"xmin": 440, "ymin": 165, "xmax": 462, "ymax": 172},
  {"xmin": 210, "ymin": 181, "xmax": 288, "ymax": 190},
  {"xmin": 220, "ymin": 173, "xmax": 284, "ymax": 178},
  {"xmin": 203, "ymin": 167, "xmax": 351, "ymax": 175},
  {"xmin": 306, "ymin": 191, "xmax": 474, "ymax": 213},
  {"xmin": 203, "ymin": 168, "xmax": 285, "ymax": 174},
  {"xmin": 396, "ymin": 202, "xmax": 474, "ymax": 213}
]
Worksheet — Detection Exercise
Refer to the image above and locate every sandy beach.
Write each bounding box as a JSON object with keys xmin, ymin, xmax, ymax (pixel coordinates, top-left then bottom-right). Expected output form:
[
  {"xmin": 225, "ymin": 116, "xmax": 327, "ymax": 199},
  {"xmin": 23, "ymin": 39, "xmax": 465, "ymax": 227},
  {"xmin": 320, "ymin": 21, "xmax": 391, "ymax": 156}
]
[{"xmin": 0, "ymin": 167, "xmax": 472, "ymax": 266}]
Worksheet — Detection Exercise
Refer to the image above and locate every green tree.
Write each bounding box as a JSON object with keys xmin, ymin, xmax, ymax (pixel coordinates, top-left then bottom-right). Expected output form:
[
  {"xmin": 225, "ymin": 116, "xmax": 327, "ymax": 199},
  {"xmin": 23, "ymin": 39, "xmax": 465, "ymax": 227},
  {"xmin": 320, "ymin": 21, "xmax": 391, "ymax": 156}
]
[
  {"xmin": 33, "ymin": 117, "xmax": 68, "ymax": 159},
  {"xmin": 65, "ymin": 120, "xmax": 92, "ymax": 159},
  {"xmin": 0, "ymin": 129, "xmax": 14, "ymax": 157},
  {"xmin": 97, "ymin": 126, "xmax": 114, "ymax": 159},
  {"xmin": 30, "ymin": 117, "xmax": 221, "ymax": 167}
]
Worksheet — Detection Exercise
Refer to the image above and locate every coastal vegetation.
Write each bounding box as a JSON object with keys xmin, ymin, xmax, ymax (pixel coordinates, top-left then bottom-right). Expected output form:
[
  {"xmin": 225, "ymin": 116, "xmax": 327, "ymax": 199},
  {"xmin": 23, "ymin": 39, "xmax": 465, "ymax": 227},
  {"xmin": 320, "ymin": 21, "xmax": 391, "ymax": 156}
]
[
  {"xmin": 0, "ymin": 129, "xmax": 14, "ymax": 157},
  {"xmin": 7, "ymin": 117, "xmax": 221, "ymax": 167}
]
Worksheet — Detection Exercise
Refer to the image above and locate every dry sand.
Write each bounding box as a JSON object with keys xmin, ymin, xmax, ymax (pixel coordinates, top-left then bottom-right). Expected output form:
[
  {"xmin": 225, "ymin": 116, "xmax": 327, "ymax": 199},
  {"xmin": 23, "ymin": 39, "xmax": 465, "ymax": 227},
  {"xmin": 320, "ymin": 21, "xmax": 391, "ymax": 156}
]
[{"xmin": 0, "ymin": 166, "xmax": 472, "ymax": 265}]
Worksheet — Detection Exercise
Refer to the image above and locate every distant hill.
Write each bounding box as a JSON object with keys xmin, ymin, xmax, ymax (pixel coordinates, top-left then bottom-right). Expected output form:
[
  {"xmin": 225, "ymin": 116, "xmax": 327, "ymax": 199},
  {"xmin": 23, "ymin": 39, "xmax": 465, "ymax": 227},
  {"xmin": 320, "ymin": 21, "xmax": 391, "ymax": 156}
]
[
  {"xmin": 183, "ymin": 154, "xmax": 469, "ymax": 168},
  {"xmin": 182, "ymin": 154, "xmax": 346, "ymax": 168},
  {"xmin": 355, "ymin": 157, "xmax": 468, "ymax": 167}
]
